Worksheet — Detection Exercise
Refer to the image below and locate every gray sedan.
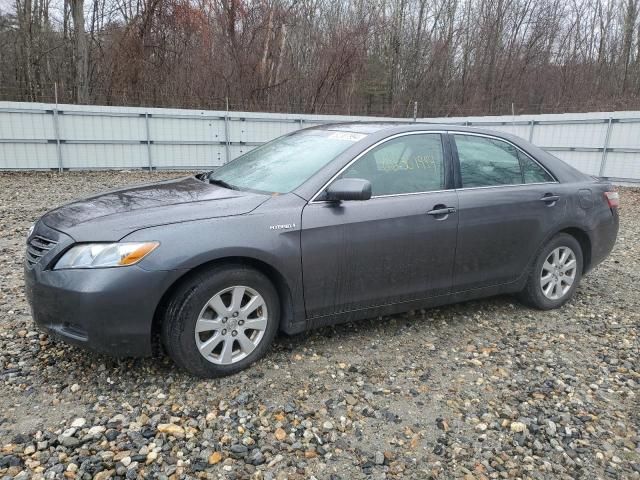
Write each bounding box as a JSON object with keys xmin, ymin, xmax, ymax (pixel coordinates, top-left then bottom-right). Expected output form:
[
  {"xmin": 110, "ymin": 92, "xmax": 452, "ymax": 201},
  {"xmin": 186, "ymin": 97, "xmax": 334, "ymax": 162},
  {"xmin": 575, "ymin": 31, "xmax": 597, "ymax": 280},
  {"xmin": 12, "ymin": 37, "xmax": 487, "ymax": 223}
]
[{"xmin": 24, "ymin": 123, "xmax": 619, "ymax": 377}]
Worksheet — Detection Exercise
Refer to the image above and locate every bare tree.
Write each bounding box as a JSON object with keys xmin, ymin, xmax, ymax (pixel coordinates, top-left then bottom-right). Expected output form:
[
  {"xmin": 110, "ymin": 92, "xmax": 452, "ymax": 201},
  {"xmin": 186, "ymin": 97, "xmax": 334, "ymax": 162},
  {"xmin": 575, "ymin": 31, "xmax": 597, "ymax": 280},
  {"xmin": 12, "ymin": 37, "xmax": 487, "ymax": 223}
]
[
  {"xmin": 1, "ymin": 0, "xmax": 639, "ymax": 114},
  {"xmin": 621, "ymin": 0, "xmax": 638, "ymax": 92},
  {"xmin": 69, "ymin": 0, "xmax": 88, "ymax": 102}
]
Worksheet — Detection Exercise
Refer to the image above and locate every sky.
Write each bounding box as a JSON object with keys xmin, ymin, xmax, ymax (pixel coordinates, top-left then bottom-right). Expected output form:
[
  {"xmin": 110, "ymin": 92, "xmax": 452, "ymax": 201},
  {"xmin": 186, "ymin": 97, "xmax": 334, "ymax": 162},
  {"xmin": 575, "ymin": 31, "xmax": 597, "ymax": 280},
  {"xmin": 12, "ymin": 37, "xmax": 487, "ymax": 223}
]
[
  {"xmin": 0, "ymin": 0, "xmax": 13, "ymax": 14},
  {"xmin": 0, "ymin": 0, "xmax": 68, "ymax": 27}
]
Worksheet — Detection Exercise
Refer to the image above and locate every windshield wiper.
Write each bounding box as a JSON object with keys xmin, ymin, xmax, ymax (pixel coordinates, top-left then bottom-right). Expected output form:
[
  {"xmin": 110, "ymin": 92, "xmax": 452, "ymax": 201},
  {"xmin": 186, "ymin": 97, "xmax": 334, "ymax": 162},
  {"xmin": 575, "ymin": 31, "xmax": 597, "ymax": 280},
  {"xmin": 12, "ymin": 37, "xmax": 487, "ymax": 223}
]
[{"xmin": 208, "ymin": 178, "xmax": 237, "ymax": 190}]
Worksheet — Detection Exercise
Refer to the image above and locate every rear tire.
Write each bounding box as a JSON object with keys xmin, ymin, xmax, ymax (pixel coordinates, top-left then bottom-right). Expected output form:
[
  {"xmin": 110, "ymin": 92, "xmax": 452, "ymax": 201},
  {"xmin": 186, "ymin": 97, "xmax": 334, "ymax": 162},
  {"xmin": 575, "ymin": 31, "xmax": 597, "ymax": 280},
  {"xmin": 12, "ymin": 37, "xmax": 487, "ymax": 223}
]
[
  {"xmin": 518, "ymin": 233, "xmax": 583, "ymax": 310},
  {"xmin": 161, "ymin": 264, "xmax": 280, "ymax": 378}
]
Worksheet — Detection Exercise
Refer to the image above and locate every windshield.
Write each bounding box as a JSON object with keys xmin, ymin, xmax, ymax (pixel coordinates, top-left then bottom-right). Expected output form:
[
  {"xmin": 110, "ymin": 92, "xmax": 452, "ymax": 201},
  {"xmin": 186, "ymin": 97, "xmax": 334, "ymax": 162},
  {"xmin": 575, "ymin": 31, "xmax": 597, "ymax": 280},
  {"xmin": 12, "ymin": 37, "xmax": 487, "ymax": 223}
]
[{"xmin": 208, "ymin": 129, "xmax": 366, "ymax": 193}]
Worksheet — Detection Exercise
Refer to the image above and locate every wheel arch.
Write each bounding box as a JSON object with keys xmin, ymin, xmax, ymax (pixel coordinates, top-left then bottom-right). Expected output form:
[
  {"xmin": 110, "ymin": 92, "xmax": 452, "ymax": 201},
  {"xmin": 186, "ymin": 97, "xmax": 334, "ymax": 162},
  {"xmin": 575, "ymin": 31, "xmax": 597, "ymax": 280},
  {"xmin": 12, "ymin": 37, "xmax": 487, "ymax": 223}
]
[
  {"xmin": 523, "ymin": 225, "xmax": 593, "ymax": 288},
  {"xmin": 558, "ymin": 227, "xmax": 592, "ymax": 274},
  {"xmin": 150, "ymin": 256, "xmax": 296, "ymax": 355}
]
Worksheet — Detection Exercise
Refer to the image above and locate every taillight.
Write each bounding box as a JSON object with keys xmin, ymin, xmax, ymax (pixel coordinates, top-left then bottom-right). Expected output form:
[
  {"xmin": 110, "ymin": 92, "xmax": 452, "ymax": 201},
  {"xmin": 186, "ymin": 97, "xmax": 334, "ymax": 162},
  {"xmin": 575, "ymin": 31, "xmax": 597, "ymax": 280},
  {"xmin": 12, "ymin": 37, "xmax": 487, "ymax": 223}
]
[{"xmin": 604, "ymin": 191, "xmax": 619, "ymax": 209}]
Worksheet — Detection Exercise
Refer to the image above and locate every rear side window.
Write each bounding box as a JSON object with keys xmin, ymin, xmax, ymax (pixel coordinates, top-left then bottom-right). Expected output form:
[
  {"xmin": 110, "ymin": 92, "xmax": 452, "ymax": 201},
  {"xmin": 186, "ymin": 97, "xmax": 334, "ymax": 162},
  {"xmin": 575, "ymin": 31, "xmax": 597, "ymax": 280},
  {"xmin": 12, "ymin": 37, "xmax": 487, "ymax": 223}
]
[
  {"xmin": 454, "ymin": 135, "xmax": 553, "ymax": 187},
  {"xmin": 339, "ymin": 133, "xmax": 445, "ymax": 196},
  {"xmin": 519, "ymin": 151, "xmax": 554, "ymax": 183}
]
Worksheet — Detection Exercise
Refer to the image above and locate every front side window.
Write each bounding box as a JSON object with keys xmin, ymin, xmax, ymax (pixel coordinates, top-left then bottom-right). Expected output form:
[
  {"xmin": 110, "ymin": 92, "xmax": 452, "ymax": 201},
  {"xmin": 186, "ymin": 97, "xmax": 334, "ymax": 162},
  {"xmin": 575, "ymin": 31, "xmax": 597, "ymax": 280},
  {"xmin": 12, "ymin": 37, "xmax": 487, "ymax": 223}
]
[
  {"xmin": 208, "ymin": 130, "xmax": 366, "ymax": 193},
  {"xmin": 454, "ymin": 134, "xmax": 554, "ymax": 187},
  {"xmin": 337, "ymin": 133, "xmax": 445, "ymax": 196}
]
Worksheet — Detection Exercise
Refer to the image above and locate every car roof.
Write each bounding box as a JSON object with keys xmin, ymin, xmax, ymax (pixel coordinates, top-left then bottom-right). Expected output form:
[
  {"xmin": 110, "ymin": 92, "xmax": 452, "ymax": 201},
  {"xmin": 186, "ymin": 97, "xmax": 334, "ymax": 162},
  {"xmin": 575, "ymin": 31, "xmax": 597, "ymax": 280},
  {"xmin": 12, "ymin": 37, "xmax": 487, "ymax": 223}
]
[
  {"xmin": 312, "ymin": 121, "xmax": 557, "ymax": 149},
  {"xmin": 312, "ymin": 121, "xmax": 500, "ymax": 136},
  {"xmin": 318, "ymin": 122, "xmax": 412, "ymax": 134}
]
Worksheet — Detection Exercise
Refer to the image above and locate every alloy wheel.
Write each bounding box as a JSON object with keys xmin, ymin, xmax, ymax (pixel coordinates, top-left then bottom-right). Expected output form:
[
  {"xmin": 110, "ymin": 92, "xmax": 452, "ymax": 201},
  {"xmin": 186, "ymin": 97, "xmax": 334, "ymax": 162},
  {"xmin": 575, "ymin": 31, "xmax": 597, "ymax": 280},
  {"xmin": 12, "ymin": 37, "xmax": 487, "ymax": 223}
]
[
  {"xmin": 194, "ymin": 286, "xmax": 268, "ymax": 364},
  {"xmin": 540, "ymin": 246, "xmax": 577, "ymax": 300}
]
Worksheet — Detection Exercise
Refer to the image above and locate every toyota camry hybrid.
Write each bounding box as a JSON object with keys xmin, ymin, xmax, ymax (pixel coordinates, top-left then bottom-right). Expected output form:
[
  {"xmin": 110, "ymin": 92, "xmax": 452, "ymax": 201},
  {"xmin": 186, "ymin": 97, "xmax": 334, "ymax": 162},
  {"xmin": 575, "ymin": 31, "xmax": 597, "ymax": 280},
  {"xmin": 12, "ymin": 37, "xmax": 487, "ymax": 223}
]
[{"xmin": 24, "ymin": 123, "xmax": 619, "ymax": 377}]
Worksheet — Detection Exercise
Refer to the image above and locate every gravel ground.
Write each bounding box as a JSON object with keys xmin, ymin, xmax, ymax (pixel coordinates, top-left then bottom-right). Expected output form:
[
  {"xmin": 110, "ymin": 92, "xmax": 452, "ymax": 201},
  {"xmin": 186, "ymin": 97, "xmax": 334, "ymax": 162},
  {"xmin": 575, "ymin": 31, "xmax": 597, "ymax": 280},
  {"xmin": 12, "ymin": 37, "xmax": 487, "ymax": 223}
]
[{"xmin": 0, "ymin": 171, "xmax": 638, "ymax": 480}]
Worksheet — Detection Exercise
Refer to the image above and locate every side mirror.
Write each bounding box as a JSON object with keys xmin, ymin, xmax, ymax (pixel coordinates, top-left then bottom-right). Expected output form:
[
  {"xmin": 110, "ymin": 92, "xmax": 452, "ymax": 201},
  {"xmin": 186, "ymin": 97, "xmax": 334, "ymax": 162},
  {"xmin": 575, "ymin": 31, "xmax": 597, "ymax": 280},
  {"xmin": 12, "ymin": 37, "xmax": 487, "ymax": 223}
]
[{"xmin": 325, "ymin": 178, "xmax": 372, "ymax": 202}]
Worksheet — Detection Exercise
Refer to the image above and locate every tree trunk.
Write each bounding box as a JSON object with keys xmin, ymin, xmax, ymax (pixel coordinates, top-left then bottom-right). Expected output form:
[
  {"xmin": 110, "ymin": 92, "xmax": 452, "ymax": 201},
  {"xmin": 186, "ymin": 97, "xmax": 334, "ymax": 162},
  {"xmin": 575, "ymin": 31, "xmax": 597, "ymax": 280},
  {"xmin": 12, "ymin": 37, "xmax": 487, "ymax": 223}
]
[
  {"xmin": 259, "ymin": 8, "xmax": 274, "ymax": 88},
  {"xmin": 16, "ymin": 0, "xmax": 35, "ymax": 100},
  {"xmin": 272, "ymin": 24, "xmax": 287, "ymax": 86},
  {"xmin": 70, "ymin": 0, "xmax": 89, "ymax": 103},
  {"xmin": 621, "ymin": 0, "xmax": 638, "ymax": 93}
]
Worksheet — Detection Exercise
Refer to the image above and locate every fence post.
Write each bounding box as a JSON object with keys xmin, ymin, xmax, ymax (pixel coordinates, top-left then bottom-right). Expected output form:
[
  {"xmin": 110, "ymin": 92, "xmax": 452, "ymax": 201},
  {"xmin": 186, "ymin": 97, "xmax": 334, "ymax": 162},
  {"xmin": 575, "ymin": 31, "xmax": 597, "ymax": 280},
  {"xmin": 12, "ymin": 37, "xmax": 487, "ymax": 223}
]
[
  {"xmin": 144, "ymin": 112, "xmax": 152, "ymax": 171},
  {"xmin": 528, "ymin": 120, "xmax": 535, "ymax": 142},
  {"xmin": 52, "ymin": 108, "xmax": 63, "ymax": 172},
  {"xmin": 224, "ymin": 114, "xmax": 231, "ymax": 163},
  {"xmin": 413, "ymin": 101, "xmax": 418, "ymax": 122},
  {"xmin": 299, "ymin": 118, "xmax": 304, "ymax": 129},
  {"xmin": 599, "ymin": 117, "xmax": 613, "ymax": 177}
]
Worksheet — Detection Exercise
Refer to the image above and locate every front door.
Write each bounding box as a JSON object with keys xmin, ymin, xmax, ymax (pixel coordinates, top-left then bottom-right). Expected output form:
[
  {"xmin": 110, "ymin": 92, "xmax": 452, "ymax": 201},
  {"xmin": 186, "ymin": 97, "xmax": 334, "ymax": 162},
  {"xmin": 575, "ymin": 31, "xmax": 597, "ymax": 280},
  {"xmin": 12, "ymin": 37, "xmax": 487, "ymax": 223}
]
[{"xmin": 300, "ymin": 132, "xmax": 459, "ymax": 319}]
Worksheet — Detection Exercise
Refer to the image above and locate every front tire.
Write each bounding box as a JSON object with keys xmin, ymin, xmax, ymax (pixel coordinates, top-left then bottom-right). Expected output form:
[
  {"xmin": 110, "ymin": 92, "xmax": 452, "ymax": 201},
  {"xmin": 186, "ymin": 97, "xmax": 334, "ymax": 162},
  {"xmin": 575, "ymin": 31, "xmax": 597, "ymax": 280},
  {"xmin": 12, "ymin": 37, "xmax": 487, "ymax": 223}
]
[
  {"xmin": 161, "ymin": 265, "xmax": 280, "ymax": 378},
  {"xmin": 518, "ymin": 233, "xmax": 583, "ymax": 310}
]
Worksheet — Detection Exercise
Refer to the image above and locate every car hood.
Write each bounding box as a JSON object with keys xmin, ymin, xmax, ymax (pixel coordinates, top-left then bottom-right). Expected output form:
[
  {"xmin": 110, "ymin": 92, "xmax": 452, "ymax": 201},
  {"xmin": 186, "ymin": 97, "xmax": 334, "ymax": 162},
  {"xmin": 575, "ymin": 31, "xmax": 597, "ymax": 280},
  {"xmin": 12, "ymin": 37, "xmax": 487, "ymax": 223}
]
[{"xmin": 42, "ymin": 176, "xmax": 270, "ymax": 241}]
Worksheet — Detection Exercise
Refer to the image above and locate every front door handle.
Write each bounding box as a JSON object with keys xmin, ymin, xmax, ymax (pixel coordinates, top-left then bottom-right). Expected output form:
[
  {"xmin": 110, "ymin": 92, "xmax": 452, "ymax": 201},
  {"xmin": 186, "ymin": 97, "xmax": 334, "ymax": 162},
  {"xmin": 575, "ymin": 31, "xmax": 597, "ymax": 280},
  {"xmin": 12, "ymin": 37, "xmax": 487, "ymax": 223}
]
[
  {"xmin": 427, "ymin": 205, "xmax": 457, "ymax": 218},
  {"xmin": 540, "ymin": 194, "xmax": 560, "ymax": 205}
]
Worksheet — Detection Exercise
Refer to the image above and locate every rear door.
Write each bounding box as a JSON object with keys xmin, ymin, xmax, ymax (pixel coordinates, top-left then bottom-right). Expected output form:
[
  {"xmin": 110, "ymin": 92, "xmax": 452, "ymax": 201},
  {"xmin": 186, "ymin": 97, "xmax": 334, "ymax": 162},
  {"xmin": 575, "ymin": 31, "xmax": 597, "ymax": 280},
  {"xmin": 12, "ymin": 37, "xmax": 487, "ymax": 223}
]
[
  {"xmin": 300, "ymin": 132, "xmax": 458, "ymax": 318},
  {"xmin": 450, "ymin": 132, "xmax": 565, "ymax": 291}
]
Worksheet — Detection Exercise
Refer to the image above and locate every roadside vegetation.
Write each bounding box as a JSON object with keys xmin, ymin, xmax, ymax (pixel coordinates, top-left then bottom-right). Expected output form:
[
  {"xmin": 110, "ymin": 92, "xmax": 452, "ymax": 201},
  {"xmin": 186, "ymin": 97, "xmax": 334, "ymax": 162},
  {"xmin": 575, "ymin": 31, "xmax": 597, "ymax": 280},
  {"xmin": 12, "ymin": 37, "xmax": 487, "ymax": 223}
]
[{"xmin": 1, "ymin": 0, "xmax": 640, "ymax": 116}]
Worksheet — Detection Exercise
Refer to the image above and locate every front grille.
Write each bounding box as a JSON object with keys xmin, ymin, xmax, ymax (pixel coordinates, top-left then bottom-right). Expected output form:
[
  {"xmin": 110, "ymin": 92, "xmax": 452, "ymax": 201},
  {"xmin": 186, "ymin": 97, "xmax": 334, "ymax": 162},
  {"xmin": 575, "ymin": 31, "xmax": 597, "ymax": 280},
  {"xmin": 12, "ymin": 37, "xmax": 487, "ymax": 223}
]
[{"xmin": 26, "ymin": 235, "xmax": 58, "ymax": 268}]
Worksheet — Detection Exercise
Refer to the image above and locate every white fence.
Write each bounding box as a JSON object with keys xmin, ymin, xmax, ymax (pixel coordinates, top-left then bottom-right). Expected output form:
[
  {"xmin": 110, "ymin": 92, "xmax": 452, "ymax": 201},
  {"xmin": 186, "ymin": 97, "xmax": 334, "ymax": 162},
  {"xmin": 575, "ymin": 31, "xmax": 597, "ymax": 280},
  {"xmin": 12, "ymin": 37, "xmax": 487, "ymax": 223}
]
[{"xmin": 1, "ymin": 101, "xmax": 639, "ymax": 182}]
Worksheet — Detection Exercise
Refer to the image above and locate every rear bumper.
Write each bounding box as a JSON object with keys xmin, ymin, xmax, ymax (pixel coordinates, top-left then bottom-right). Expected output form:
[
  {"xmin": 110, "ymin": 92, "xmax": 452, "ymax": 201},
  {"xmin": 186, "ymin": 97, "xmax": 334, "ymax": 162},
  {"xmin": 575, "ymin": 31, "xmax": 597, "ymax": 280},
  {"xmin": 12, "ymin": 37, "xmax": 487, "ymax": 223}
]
[
  {"xmin": 24, "ymin": 262, "xmax": 182, "ymax": 357},
  {"xmin": 587, "ymin": 210, "xmax": 619, "ymax": 273}
]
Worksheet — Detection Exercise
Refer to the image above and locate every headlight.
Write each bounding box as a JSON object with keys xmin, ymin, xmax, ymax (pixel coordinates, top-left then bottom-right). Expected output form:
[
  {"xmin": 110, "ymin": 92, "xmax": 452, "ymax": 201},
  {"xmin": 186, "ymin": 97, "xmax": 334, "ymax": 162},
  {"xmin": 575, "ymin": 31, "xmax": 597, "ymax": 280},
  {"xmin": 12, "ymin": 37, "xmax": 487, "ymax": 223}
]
[{"xmin": 54, "ymin": 242, "xmax": 159, "ymax": 269}]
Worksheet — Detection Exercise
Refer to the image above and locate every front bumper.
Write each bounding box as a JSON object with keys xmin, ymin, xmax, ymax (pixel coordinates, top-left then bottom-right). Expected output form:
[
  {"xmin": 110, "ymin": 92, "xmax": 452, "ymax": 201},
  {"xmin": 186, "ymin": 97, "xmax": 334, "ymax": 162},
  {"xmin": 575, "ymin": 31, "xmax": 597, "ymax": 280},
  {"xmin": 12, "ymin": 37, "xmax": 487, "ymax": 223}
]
[{"xmin": 25, "ymin": 262, "xmax": 181, "ymax": 357}]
